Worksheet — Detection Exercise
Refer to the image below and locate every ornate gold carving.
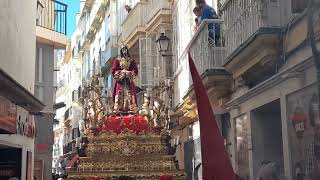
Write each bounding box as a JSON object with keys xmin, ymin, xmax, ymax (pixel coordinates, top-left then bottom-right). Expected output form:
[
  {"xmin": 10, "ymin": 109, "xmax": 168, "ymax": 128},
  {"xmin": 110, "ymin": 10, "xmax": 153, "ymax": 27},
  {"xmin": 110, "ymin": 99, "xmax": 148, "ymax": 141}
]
[
  {"xmin": 75, "ymin": 49, "xmax": 184, "ymax": 178},
  {"xmin": 68, "ymin": 130, "xmax": 186, "ymax": 179}
]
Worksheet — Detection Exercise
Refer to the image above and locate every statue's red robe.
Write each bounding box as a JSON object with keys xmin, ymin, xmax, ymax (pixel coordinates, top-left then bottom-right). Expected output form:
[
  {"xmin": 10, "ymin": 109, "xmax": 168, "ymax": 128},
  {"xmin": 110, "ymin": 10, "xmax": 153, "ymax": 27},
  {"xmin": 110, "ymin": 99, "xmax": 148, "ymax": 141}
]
[{"xmin": 112, "ymin": 56, "xmax": 138, "ymax": 113}]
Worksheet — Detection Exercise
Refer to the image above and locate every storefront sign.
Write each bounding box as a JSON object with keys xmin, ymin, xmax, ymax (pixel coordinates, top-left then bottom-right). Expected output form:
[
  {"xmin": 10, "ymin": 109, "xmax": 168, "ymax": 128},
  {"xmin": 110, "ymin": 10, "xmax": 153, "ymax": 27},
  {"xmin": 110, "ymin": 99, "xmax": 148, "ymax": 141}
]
[
  {"xmin": 0, "ymin": 96, "xmax": 17, "ymax": 134},
  {"xmin": 0, "ymin": 148, "xmax": 22, "ymax": 179}
]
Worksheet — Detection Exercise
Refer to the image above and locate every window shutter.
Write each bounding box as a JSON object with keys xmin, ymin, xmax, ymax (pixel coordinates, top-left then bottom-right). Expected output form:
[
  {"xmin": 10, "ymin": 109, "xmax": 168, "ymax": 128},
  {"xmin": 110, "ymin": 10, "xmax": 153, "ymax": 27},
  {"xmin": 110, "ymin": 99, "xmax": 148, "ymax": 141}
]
[{"xmin": 139, "ymin": 38, "xmax": 154, "ymax": 87}]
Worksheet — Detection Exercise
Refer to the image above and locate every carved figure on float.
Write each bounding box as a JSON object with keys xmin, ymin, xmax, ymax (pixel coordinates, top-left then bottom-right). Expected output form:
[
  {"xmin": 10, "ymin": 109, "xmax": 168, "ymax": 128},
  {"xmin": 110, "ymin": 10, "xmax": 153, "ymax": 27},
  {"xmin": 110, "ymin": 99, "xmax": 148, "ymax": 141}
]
[{"xmin": 112, "ymin": 45, "xmax": 138, "ymax": 114}]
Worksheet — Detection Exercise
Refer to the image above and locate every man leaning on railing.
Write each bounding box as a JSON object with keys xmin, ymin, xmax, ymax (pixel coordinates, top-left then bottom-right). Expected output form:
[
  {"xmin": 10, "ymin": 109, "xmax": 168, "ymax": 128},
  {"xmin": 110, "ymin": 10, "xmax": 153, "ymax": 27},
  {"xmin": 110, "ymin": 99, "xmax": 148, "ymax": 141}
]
[{"xmin": 196, "ymin": 0, "xmax": 221, "ymax": 46}]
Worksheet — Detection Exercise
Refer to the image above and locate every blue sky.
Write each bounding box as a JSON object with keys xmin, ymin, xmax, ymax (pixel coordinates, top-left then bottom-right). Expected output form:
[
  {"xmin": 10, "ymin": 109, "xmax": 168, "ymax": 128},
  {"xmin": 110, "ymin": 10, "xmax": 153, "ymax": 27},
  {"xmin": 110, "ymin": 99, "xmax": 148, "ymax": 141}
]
[{"xmin": 60, "ymin": 0, "xmax": 80, "ymax": 38}]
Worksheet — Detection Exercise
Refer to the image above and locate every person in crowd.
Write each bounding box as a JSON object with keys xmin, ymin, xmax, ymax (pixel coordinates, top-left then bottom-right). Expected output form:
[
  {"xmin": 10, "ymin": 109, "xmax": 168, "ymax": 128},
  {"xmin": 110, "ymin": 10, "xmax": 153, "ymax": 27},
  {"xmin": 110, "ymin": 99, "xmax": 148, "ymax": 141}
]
[
  {"xmin": 193, "ymin": 7, "xmax": 202, "ymax": 32},
  {"xmin": 294, "ymin": 163, "xmax": 305, "ymax": 180},
  {"xmin": 193, "ymin": 16, "xmax": 200, "ymax": 33},
  {"xmin": 256, "ymin": 161, "xmax": 281, "ymax": 180},
  {"xmin": 195, "ymin": 0, "xmax": 220, "ymax": 46},
  {"xmin": 236, "ymin": 174, "xmax": 244, "ymax": 180},
  {"xmin": 77, "ymin": 137, "xmax": 88, "ymax": 157},
  {"xmin": 125, "ymin": 5, "xmax": 132, "ymax": 13}
]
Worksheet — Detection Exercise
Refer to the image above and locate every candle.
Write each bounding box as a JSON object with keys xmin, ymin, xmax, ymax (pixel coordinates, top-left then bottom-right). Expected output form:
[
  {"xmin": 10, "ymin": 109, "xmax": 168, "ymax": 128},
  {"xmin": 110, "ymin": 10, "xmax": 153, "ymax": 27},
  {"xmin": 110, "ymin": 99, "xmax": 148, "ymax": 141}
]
[{"xmin": 84, "ymin": 98, "xmax": 89, "ymax": 107}]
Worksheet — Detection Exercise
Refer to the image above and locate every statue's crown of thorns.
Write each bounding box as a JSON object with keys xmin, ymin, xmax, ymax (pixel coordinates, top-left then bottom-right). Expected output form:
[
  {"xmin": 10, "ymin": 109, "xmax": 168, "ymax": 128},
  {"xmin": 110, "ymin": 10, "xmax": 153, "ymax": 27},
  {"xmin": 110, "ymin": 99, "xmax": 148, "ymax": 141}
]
[{"xmin": 120, "ymin": 45, "xmax": 129, "ymax": 49}]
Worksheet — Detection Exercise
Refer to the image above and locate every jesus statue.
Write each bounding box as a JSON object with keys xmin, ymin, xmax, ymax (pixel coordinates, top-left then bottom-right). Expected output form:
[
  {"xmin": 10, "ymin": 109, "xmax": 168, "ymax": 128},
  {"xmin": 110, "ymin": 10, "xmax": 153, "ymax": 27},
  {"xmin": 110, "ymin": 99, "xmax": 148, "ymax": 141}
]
[{"xmin": 112, "ymin": 45, "xmax": 138, "ymax": 114}]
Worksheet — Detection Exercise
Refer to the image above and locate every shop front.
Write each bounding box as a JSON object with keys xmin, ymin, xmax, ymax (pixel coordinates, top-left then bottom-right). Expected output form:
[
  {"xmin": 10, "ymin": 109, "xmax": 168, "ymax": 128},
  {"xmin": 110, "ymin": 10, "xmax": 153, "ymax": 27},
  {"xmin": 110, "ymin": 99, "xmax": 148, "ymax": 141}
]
[
  {"xmin": 0, "ymin": 95, "xmax": 36, "ymax": 180},
  {"xmin": 226, "ymin": 45, "xmax": 318, "ymax": 180}
]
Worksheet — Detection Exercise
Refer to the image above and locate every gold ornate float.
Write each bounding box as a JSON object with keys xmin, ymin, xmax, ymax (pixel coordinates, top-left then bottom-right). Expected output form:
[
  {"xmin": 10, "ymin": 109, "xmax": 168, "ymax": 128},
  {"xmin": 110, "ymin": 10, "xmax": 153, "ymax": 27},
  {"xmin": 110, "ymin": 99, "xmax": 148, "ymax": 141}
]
[{"xmin": 67, "ymin": 46, "xmax": 185, "ymax": 180}]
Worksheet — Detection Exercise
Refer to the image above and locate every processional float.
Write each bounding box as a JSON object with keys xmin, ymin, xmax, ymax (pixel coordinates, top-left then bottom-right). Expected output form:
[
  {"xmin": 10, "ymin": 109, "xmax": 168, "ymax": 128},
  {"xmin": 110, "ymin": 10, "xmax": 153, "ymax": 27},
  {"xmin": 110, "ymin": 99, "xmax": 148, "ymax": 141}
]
[{"xmin": 67, "ymin": 45, "xmax": 186, "ymax": 180}]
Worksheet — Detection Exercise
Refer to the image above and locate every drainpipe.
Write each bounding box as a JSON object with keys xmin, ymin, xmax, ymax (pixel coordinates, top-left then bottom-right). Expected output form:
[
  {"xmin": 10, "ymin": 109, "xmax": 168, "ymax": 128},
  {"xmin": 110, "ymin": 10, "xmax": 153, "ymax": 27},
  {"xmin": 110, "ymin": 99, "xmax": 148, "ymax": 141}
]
[{"xmin": 307, "ymin": 0, "xmax": 320, "ymax": 105}]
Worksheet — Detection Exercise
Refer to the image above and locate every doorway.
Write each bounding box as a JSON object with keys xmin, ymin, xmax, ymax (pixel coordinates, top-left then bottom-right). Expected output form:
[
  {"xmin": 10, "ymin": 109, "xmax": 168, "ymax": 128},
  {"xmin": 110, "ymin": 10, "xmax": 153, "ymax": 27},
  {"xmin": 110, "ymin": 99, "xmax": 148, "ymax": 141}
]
[{"xmin": 251, "ymin": 99, "xmax": 284, "ymax": 178}]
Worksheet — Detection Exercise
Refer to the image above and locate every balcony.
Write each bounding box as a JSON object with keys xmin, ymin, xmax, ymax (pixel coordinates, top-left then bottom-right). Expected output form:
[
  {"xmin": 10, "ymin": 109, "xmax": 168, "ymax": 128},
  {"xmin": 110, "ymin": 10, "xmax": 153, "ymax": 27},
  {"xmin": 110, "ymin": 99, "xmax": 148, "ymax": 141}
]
[
  {"xmin": 79, "ymin": 0, "xmax": 109, "ymax": 53},
  {"xmin": 144, "ymin": 0, "xmax": 171, "ymax": 31},
  {"xmin": 121, "ymin": 0, "xmax": 171, "ymax": 47},
  {"xmin": 81, "ymin": 0, "xmax": 95, "ymax": 15},
  {"xmin": 120, "ymin": 2, "xmax": 147, "ymax": 46},
  {"xmin": 174, "ymin": 19, "xmax": 231, "ymax": 110},
  {"xmin": 36, "ymin": 0, "xmax": 68, "ymax": 48},
  {"xmin": 222, "ymin": 0, "xmax": 280, "ymax": 57},
  {"xmin": 189, "ymin": 19, "xmax": 226, "ymax": 75}
]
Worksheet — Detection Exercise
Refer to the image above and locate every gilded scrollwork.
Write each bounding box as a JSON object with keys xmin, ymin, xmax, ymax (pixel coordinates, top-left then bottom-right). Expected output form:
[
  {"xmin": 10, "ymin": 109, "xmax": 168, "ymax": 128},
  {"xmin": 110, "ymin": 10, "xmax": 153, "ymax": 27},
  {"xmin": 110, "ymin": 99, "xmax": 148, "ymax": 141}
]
[
  {"xmin": 73, "ymin": 45, "xmax": 185, "ymax": 179},
  {"xmin": 68, "ymin": 126, "xmax": 186, "ymax": 179}
]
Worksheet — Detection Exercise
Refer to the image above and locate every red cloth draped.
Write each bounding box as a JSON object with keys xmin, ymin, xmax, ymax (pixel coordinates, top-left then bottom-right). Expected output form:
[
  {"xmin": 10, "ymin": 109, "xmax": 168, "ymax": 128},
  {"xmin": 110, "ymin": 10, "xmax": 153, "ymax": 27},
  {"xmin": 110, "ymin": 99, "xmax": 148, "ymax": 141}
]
[
  {"xmin": 159, "ymin": 175, "xmax": 173, "ymax": 180},
  {"xmin": 188, "ymin": 52, "xmax": 235, "ymax": 180},
  {"xmin": 100, "ymin": 115, "xmax": 150, "ymax": 134}
]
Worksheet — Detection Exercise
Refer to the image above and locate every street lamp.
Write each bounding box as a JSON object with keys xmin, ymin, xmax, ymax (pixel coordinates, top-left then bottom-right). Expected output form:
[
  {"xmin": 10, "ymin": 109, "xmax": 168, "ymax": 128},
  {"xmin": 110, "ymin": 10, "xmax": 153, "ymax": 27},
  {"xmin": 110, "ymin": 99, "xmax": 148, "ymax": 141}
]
[
  {"xmin": 156, "ymin": 33, "xmax": 173, "ymax": 57},
  {"xmin": 36, "ymin": 0, "xmax": 44, "ymax": 25}
]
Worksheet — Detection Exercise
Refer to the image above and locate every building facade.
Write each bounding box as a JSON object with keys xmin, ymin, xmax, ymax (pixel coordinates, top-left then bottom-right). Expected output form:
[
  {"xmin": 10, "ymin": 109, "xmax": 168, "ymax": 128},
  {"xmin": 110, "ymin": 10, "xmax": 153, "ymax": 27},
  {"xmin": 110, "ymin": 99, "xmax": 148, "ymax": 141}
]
[
  {"xmin": 0, "ymin": 0, "xmax": 43, "ymax": 179},
  {"xmin": 77, "ymin": 0, "xmax": 116, "ymax": 89},
  {"xmin": 77, "ymin": 0, "xmax": 174, "ymax": 94},
  {"xmin": 52, "ymin": 40, "xmax": 82, "ymax": 176},
  {"xmin": 222, "ymin": 0, "xmax": 318, "ymax": 180},
  {"xmin": 167, "ymin": 0, "xmax": 319, "ymax": 180},
  {"xmin": 34, "ymin": 0, "xmax": 68, "ymax": 179}
]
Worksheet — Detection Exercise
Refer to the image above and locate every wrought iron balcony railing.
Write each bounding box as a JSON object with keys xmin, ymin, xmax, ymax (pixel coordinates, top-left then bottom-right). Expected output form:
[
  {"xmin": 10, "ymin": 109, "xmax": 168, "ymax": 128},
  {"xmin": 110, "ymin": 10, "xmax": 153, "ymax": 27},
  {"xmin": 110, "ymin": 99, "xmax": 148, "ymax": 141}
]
[
  {"xmin": 189, "ymin": 19, "xmax": 226, "ymax": 74},
  {"xmin": 37, "ymin": 0, "xmax": 67, "ymax": 35},
  {"xmin": 222, "ymin": 0, "xmax": 280, "ymax": 56},
  {"xmin": 176, "ymin": 19, "xmax": 226, "ymax": 77}
]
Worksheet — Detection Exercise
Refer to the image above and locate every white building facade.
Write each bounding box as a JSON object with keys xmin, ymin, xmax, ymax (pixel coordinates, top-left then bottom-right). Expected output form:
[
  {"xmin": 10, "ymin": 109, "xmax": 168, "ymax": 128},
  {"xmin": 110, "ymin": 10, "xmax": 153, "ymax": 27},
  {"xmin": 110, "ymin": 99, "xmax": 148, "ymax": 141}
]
[
  {"xmin": 0, "ymin": 1, "xmax": 42, "ymax": 180},
  {"xmin": 53, "ymin": 39, "xmax": 82, "ymax": 175}
]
